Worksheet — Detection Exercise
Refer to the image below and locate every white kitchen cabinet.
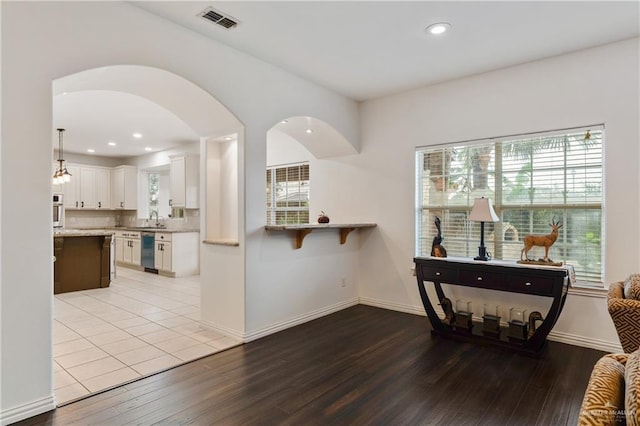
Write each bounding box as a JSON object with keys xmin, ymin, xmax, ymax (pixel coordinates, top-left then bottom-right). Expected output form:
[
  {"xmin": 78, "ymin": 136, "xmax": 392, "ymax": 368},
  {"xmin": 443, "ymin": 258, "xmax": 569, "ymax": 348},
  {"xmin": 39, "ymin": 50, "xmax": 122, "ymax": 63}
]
[
  {"xmin": 115, "ymin": 231, "xmax": 141, "ymax": 266},
  {"xmin": 61, "ymin": 165, "xmax": 81, "ymax": 208},
  {"xmin": 79, "ymin": 167, "xmax": 96, "ymax": 208},
  {"xmin": 154, "ymin": 240, "xmax": 172, "ymax": 272},
  {"xmin": 112, "ymin": 165, "xmax": 137, "ymax": 210},
  {"xmin": 95, "ymin": 168, "xmax": 111, "ymax": 209},
  {"xmin": 57, "ymin": 164, "xmax": 111, "ymax": 209},
  {"xmin": 169, "ymin": 153, "xmax": 199, "ymax": 208},
  {"xmin": 123, "ymin": 238, "xmax": 141, "ymax": 265}
]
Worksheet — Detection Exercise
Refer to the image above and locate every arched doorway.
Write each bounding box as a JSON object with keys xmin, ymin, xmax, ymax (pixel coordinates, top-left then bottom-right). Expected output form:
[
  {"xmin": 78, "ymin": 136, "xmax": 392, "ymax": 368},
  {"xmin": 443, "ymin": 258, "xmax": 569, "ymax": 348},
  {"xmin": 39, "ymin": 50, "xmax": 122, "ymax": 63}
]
[{"xmin": 51, "ymin": 65, "xmax": 243, "ymax": 404}]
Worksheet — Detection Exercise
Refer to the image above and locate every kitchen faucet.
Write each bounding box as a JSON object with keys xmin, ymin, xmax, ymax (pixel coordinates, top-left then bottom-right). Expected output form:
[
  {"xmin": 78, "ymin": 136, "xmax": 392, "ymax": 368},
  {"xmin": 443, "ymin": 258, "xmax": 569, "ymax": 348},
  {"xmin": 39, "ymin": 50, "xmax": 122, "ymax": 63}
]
[{"xmin": 150, "ymin": 211, "xmax": 160, "ymax": 227}]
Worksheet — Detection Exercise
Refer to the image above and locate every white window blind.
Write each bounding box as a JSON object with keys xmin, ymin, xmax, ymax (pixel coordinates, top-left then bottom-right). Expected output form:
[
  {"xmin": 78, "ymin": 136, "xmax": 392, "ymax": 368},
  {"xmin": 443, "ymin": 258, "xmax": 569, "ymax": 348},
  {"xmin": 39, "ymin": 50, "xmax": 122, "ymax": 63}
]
[
  {"xmin": 266, "ymin": 163, "xmax": 310, "ymax": 225},
  {"xmin": 416, "ymin": 126, "xmax": 603, "ymax": 284}
]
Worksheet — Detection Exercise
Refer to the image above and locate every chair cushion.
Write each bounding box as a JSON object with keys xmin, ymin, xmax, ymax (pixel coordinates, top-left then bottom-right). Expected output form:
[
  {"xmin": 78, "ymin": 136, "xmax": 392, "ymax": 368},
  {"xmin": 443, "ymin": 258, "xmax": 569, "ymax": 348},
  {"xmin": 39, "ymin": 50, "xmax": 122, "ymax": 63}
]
[
  {"xmin": 626, "ymin": 349, "xmax": 640, "ymax": 426},
  {"xmin": 579, "ymin": 354, "xmax": 626, "ymax": 425},
  {"xmin": 624, "ymin": 274, "xmax": 640, "ymax": 300}
]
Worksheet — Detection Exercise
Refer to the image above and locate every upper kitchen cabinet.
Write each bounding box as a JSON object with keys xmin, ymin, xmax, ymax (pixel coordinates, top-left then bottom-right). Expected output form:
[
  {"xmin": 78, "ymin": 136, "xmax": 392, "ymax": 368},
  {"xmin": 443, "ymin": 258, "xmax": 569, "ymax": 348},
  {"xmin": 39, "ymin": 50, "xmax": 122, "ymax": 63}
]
[
  {"xmin": 57, "ymin": 164, "xmax": 80, "ymax": 208},
  {"xmin": 79, "ymin": 167, "xmax": 96, "ymax": 208},
  {"xmin": 94, "ymin": 168, "xmax": 111, "ymax": 209},
  {"xmin": 112, "ymin": 165, "xmax": 138, "ymax": 210},
  {"xmin": 58, "ymin": 164, "xmax": 111, "ymax": 209},
  {"xmin": 169, "ymin": 153, "xmax": 199, "ymax": 208}
]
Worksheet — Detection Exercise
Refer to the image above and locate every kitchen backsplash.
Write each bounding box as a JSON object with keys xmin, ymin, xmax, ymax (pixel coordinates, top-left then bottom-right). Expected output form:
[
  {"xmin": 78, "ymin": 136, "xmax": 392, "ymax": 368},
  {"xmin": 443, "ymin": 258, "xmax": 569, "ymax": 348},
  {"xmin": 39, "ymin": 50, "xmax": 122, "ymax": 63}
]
[{"xmin": 65, "ymin": 209, "xmax": 200, "ymax": 230}]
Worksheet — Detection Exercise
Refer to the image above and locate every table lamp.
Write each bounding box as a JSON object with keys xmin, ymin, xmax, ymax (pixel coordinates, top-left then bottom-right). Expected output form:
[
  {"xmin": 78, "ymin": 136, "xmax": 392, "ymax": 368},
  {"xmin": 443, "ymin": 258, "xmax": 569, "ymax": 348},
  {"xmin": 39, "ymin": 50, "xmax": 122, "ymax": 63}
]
[{"xmin": 469, "ymin": 197, "xmax": 499, "ymax": 261}]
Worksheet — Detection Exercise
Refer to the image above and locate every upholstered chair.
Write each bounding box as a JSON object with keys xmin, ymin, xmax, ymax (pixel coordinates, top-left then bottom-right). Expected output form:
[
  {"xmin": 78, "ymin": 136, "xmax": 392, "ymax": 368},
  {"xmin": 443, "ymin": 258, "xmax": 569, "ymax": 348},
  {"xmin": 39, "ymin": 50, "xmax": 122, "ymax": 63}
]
[{"xmin": 608, "ymin": 275, "xmax": 640, "ymax": 353}]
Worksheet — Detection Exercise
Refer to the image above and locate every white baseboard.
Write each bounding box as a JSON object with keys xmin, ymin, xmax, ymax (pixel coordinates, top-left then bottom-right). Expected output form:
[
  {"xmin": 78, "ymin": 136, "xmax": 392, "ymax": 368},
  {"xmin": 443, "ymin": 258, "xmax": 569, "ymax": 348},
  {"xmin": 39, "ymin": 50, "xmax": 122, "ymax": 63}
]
[
  {"xmin": 548, "ymin": 330, "xmax": 623, "ymax": 353},
  {"xmin": 199, "ymin": 320, "xmax": 245, "ymax": 342},
  {"xmin": 1, "ymin": 395, "xmax": 56, "ymax": 426},
  {"xmin": 359, "ymin": 297, "xmax": 622, "ymax": 353},
  {"xmin": 200, "ymin": 298, "xmax": 360, "ymax": 343},
  {"xmin": 359, "ymin": 296, "xmax": 427, "ymax": 316},
  {"xmin": 242, "ymin": 298, "xmax": 360, "ymax": 342}
]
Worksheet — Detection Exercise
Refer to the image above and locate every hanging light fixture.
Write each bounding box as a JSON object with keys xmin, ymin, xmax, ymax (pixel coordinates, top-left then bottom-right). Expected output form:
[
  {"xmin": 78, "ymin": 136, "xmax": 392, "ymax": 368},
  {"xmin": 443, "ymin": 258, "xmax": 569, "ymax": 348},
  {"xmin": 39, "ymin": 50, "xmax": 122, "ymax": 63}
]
[{"xmin": 52, "ymin": 128, "xmax": 72, "ymax": 184}]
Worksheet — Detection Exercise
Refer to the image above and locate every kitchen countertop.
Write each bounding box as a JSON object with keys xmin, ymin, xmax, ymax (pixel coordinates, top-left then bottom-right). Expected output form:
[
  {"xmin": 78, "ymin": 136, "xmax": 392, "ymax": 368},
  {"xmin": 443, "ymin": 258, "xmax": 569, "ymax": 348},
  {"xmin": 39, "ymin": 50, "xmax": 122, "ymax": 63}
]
[
  {"xmin": 63, "ymin": 227, "xmax": 200, "ymax": 234},
  {"xmin": 54, "ymin": 229, "xmax": 115, "ymax": 237},
  {"xmin": 111, "ymin": 227, "xmax": 200, "ymax": 234}
]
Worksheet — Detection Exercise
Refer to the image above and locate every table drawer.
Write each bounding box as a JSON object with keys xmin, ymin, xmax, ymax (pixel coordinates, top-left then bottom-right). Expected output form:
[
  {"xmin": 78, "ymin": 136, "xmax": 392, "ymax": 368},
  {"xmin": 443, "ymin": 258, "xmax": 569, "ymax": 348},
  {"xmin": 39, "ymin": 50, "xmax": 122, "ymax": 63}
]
[
  {"xmin": 420, "ymin": 265, "xmax": 458, "ymax": 283},
  {"xmin": 459, "ymin": 269, "xmax": 505, "ymax": 290},
  {"xmin": 508, "ymin": 275, "xmax": 554, "ymax": 296}
]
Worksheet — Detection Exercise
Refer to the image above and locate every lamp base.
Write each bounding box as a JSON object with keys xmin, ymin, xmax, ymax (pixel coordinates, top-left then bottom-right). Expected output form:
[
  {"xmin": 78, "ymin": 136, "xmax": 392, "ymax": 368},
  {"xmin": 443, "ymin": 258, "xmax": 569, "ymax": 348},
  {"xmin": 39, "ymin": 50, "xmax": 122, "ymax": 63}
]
[{"xmin": 474, "ymin": 245, "xmax": 489, "ymax": 261}]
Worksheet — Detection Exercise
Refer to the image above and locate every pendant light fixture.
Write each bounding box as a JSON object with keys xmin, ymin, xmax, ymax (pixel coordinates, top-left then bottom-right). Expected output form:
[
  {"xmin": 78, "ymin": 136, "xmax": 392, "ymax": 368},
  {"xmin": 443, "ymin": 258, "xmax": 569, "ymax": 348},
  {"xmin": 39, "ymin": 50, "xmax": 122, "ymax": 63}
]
[{"xmin": 52, "ymin": 128, "xmax": 72, "ymax": 184}]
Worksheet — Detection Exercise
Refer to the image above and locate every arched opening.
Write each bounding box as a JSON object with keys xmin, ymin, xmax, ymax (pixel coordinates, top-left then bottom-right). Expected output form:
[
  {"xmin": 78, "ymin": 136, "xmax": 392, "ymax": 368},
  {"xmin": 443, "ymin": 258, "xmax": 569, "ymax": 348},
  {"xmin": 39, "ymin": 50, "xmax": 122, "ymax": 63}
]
[
  {"xmin": 51, "ymin": 65, "xmax": 243, "ymax": 404},
  {"xmin": 266, "ymin": 116, "xmax": 358, "ymax": 226}
]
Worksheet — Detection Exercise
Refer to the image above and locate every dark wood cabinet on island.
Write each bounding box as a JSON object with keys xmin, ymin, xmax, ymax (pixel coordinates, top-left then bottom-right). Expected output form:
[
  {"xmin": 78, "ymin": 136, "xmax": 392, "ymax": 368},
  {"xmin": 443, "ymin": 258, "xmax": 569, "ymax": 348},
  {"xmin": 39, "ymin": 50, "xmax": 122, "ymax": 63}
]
[{"xmin": 54, "ymin": 231, "xmax": 113, "ymax": 294}]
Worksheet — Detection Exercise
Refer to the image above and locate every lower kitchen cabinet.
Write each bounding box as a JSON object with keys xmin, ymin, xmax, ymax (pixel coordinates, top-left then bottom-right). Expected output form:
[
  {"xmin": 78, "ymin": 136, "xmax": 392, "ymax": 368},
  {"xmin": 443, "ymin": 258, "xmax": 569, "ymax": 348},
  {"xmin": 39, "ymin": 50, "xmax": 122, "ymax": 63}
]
[
  {"xmin": 114, "ymin": 231, "xmax": 141, "ymax": 266},
  {"xmin": 154, "ymin": 232, "xmax": 199, "ymax": 277},
  {"xmin": 114, "ymin": 230, "xmax": 198, "ymax": 276},
  {"xmin": 154, "ymin": 240, "xmax": 172, "ymax": 272}
]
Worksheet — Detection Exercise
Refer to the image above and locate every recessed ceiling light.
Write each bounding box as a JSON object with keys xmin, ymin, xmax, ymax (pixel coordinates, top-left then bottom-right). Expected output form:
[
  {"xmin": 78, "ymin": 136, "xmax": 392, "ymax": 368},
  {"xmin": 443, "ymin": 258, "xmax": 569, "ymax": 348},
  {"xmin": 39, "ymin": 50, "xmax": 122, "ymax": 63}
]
[
  {"xmin": 62, "ymin": 92, "xmax": 68, "ymax": 95},
  {"xmin": 280, "ymin": 120, "xmax": 288, "ymax": 124},
  {"xmin": 425, "ymin": 22, "xmax": 451, "ymax": 35},
  {"xmin": 306, "ymin": 129, "xmax": 313, "ymax": 134},
  {"xmin": 108, "ymin": 141, "xmax": 117, "ymax": 146},
  {"xmin": 133, "ymin": 133, "xmax": 143, "ymax": 139},
  {"xmin": 224, "ymin": 136, "xmax": 233, "ymax": 141},
  {"xmin": 144, "ymin": 147, "xmax": 153, "ymax": 151},
  {"xmin": 87, "ymin": 149, "xmax": 95, "ymax": 153}
]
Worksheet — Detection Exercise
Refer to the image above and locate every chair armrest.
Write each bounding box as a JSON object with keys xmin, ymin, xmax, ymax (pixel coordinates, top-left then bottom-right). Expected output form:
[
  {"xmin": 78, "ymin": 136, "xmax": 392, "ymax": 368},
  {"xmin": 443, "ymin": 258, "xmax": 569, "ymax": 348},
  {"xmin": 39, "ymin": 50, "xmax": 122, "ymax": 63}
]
[
  {"xmin": 608, "ymin": 298, "xmax": 640, "ymax": 313},
  {"xmin": 608, "ymin": 281, "xmax": 625, "ymax": 300},
  {"xmin": 579, "ymin": 355, "xmax": 627, "ymax": 425}
]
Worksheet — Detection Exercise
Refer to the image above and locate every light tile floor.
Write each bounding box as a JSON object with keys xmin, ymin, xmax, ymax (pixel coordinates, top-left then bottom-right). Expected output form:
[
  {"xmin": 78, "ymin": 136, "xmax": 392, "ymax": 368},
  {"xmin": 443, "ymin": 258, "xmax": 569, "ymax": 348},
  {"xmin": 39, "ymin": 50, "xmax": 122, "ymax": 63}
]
[{"xmin": 53, "ymin": 268, "xmax": 241, "ymax": 405}]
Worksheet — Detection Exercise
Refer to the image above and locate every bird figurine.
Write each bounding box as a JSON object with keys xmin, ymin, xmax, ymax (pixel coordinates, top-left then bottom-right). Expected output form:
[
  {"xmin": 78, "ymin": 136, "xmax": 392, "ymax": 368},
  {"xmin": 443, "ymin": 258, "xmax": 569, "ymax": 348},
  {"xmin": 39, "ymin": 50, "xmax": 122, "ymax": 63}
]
[
  {"xmin": 528, "ymin": 311, "xmax": 544, "ymax": 338},
  {"xmin": 431, "ymin": 216, "xmax": 447, "ymax": 258},
  {"xmin": 440, "ymin": 297, "xmax": 455, "ymax": 326}
]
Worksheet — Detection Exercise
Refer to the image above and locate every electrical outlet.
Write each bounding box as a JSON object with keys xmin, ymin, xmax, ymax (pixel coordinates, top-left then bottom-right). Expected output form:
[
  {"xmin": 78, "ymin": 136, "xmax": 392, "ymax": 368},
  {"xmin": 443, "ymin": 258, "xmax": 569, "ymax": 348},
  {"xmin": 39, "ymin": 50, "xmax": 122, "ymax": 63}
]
[{"xmin": 340, "ymin": 277, "xmax": 346, "ymax": 287}]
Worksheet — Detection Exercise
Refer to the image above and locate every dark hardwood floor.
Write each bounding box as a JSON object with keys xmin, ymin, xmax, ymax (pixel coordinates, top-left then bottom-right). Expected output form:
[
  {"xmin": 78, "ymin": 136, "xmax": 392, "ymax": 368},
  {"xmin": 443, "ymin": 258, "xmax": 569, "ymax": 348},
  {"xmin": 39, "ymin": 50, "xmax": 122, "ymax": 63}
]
[{"xmin": 20, "ymin": 305, "xmax": 604, "ymax": 425}]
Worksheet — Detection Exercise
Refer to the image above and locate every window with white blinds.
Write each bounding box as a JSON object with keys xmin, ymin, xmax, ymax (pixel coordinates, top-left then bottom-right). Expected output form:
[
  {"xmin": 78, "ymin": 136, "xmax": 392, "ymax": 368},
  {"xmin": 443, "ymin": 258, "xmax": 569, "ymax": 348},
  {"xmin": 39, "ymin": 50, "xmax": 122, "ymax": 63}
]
[
  {"xmin": 266, "ymin": 163, "xmax": 310, "ymax": 225},
  {"xmin": 416, "ymin": 126, "xmax": 604, "ymax": 284}
]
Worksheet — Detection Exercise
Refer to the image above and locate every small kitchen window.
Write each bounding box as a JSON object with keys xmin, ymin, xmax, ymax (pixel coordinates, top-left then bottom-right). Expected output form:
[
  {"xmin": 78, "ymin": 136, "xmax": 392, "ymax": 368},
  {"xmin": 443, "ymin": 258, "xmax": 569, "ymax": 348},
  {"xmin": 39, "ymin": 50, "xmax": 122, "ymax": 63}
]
[{"xmin": 148, "ymin": 172, "xmax": 160, "ymax": 216}]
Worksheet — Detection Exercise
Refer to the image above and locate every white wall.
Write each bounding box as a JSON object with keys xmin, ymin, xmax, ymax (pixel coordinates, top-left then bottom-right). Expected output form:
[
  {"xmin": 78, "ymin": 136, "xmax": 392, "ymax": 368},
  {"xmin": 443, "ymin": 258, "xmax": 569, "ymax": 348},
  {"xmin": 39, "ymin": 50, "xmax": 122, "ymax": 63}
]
[
  {"xmin": 0, "ymin": 2, "xmax": 359, "ymax": 424},
  {"xmin": 353, "ymin": 38, "xmax": 640, "ymax": 352},
  {"xmin": 267, "ymin": 129, "xmax": 314, "ymax": 167}
]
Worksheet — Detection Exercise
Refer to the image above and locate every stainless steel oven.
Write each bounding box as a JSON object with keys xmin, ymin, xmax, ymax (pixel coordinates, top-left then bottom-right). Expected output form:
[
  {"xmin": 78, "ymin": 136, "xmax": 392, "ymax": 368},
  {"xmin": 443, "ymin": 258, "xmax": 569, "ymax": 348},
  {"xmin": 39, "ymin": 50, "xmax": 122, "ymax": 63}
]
[{"xmin": 53, "ymin": 193, "xmax": 64, "ymax": 228}]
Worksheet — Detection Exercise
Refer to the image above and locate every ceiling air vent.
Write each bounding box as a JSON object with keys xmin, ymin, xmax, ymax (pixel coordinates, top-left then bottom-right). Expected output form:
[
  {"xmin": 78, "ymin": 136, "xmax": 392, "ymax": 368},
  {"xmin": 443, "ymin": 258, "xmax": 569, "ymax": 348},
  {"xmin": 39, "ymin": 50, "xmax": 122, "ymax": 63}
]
[{"xmin": 199, "ymin": 7, "xmax": 239, "ymax": 30}]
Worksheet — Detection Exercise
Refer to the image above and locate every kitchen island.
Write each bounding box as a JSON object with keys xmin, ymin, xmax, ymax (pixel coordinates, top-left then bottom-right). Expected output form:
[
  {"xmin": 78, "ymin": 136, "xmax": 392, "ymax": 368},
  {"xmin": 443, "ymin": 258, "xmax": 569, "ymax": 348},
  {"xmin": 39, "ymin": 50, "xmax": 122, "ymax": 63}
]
[{"xmin": 53, "ymin": 229, "xmax": 114, "ymax": 294}]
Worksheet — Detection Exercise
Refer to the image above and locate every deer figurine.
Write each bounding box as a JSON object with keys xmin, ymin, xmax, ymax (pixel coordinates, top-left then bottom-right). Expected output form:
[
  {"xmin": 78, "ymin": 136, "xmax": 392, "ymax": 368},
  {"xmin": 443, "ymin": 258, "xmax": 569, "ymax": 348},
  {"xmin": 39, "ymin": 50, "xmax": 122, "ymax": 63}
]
[{"xmin": 520, "ymin": 217, "xmax": 562, "ymax": 262}]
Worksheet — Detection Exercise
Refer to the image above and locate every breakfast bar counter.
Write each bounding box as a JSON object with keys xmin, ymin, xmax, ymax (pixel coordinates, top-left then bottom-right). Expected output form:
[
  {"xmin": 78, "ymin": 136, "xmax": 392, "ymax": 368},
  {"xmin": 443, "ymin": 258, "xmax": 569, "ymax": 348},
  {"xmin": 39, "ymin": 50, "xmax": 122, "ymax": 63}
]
[{"xmin": 53, "ymin": 230, "xmax": 113, "ymax": 294}]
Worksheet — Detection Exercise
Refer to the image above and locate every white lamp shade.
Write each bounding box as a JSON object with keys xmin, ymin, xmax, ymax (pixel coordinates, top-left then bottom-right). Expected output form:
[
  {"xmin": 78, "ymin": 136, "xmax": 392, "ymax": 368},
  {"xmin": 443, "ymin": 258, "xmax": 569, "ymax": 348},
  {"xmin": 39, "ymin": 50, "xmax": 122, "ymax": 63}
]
[{"xmin": 469, "ymin": 197, "xmax": 499, "ymax": 222}]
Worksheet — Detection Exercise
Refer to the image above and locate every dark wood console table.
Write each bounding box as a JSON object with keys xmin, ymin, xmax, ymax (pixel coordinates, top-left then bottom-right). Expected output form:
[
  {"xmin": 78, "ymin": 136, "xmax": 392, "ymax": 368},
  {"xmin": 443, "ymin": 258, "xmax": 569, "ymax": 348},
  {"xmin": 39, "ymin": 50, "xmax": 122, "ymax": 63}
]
[{"xmin": 413, "ymin": 257, "xmax": 571, "ymax": 356}]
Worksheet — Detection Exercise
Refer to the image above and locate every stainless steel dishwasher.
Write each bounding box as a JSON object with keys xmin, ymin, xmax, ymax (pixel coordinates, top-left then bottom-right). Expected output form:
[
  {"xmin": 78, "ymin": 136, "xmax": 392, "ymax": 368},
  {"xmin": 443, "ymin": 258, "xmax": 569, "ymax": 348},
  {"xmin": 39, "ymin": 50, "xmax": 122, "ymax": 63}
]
[{"xmin": 141, "ymin": 232, "xmax": 157, "ymax": 273}]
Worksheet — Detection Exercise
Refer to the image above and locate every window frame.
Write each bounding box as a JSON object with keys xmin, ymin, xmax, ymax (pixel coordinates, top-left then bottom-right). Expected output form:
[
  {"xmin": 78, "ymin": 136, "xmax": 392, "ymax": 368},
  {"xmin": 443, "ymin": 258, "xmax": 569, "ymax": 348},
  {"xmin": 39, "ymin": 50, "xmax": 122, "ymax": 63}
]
[
  {"xmin": 415, "ymin": 125, "xmax": 604, "ymax": 287},
  {"xmin": 266, "ymin": 162, "xmax": 310, "ymax": 225}
]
